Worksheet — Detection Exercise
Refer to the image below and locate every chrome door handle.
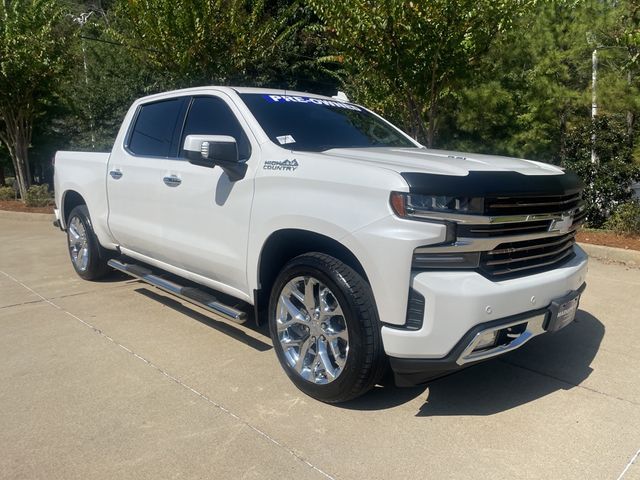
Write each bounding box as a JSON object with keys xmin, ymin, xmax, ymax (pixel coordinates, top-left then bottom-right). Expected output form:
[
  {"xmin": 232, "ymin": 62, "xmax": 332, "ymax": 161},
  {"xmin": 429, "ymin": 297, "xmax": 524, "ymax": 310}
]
[
  {"xmin": 163, "ymin": 175, "xmax": 182, "ymax": 187},
  {"xmin": 109, "ymin": 169, "xmax": 123, "ymax": 180}
]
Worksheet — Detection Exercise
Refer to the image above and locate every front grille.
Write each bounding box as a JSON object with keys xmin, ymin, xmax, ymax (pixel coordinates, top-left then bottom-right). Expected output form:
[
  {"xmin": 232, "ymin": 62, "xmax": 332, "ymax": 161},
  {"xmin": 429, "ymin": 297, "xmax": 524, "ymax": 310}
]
[
  {"xmin": 458, "ymin": 220, "xmax": 552, "ymax": 237},
  {"xmin": 457, "ymin": 192, "xmax": 586, "ymax": 238},
  {"xmin": 484, "ymin": 192, "xmax": 582, "ymax": 216},
  {"xmin": 479, "ymin": 232, "xmax": 576, "ymax": 278}
]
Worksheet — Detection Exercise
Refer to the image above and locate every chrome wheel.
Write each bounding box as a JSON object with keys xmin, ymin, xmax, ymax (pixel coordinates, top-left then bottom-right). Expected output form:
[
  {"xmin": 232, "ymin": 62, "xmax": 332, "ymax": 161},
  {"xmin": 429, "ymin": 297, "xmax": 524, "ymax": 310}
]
[
  {"xmin": 276, "ymin": 276, "xmax": 349, "ymax": 384},
  {"xmin": 68, "ymin": 216, "xmax": 89, "ymax": 272}
]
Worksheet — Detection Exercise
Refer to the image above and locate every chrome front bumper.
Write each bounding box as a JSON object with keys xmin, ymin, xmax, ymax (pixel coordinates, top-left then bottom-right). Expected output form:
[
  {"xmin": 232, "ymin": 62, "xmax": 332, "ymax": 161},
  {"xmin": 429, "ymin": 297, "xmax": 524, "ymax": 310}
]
[
  {"xmin": 456, "ymin": 312, "xmax": 547, "ymax": 365},
  {"xmin": 388, "ymin": 281, "xmax": 586, "ymax": 386}
]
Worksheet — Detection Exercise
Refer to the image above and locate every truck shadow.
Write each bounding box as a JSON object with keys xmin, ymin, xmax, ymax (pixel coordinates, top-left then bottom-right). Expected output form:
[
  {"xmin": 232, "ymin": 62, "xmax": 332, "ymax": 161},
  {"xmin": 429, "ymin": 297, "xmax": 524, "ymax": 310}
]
[
  {"xmin": 133, "ymin": 287, "xmax": 273, "ymax": 352},
  {"xmin": 340, "ymin": 310, "xmax": 604, "ymax": 415},
  {"xmin": 94, "ymin": 270, "xmax": 133, "ymax": 283}
]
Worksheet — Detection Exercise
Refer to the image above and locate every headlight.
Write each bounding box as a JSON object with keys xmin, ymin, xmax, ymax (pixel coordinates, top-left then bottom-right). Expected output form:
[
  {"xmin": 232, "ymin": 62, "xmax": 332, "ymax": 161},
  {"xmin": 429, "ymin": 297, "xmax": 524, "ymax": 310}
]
[{"xmin": 390, "ymin": 192, "xmax": 484, "ymax": 218}]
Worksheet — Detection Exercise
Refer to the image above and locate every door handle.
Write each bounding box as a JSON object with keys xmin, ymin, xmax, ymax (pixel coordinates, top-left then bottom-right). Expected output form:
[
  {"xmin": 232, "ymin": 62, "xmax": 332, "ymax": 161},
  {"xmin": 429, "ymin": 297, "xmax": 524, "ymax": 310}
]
[
  {"xmin": 163, "ymin": 175, "xmax": 182, "ymax": 187},
  {"xmin": 109, "ymin": 169, "xmax": 123, "ymax": 180}
]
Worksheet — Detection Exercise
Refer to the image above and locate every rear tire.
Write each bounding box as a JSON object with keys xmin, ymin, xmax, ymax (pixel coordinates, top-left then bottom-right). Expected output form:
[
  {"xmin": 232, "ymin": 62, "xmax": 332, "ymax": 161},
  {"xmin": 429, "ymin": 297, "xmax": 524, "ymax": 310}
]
[
  {"xmin": 268, "ymin": 253, "xmax": 386, "ymax": 403},
  {"xmin": 66, "ymin": 205, "xmax": 111, "ymax": 280}
]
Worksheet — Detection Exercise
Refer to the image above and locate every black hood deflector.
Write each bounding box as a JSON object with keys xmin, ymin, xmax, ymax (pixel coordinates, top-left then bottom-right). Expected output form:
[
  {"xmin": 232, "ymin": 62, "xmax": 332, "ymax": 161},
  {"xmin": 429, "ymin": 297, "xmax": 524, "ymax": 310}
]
[{"xmin": 400, "ymin": 171, "xmax": 583, "ymax": 197}]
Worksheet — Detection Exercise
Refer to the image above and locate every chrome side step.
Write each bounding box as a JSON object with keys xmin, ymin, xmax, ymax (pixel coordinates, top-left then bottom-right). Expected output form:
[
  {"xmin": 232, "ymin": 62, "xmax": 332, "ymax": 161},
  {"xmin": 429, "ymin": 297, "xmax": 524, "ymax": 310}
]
[{"xmin": 108, "ymin": 259, "xmax": 247, "ymax": 324}]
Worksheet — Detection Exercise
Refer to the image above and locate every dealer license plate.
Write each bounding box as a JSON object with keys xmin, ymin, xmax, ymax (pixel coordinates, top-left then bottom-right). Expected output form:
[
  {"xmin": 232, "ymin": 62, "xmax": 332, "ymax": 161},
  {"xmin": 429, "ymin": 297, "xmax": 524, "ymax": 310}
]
[{"xmin": 547, "ymin": 295, "xmax": 580, "ymax": 332}]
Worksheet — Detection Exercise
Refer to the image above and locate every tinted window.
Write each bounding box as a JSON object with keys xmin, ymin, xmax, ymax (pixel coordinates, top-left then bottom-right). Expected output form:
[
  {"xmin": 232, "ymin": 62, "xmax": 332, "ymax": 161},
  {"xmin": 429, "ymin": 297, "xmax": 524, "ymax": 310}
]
[
  {"xmin": 181, "ymin": 97, "xmax": 251, "ymax": 160},
  {"xmin": 239, "ymin": 93, "xmax": 416, "ymax": 152},
  {"xmin": 128, "ymin": 98, "xmax": 187, "ymax": 157}
]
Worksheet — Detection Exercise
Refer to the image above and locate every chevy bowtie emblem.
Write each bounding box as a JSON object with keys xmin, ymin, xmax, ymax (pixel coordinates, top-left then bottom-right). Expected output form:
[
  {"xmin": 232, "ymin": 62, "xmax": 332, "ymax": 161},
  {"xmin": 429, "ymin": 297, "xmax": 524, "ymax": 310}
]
[{"xmin": 549, "ymin": 213, "xmax": 573, "ymax": 233}]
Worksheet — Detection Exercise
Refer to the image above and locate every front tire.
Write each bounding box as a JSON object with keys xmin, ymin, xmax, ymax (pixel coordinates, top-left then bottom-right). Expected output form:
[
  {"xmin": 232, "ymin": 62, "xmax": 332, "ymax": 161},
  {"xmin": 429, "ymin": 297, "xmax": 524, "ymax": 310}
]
[
  {"xmin": 268, "ymin": 253, "xmax": 386, "ymax": 403},
  {"xmin": 66, "ymin": 205, "xmax": 111, "ymax": 280}
]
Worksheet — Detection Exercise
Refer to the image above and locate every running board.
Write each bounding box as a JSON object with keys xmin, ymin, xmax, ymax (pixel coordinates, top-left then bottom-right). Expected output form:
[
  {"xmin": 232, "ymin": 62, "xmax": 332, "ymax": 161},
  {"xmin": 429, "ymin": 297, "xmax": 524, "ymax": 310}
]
[{"xmin": 108, "ymin": 259, "xmax": 247, "ymax": 324}]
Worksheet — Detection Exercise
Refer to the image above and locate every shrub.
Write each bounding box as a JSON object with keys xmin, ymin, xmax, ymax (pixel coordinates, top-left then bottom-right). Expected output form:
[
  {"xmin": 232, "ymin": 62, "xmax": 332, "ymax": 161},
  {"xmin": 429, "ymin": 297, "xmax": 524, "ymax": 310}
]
[
  {"xmin": 0, "ymin": 185, "xmax": 14, "ymax": 201},
  {"xmin": 605, "ymin": 201, "xmax": 640, "ymax": 236},
  {"xmin": 561, "ymin": 115, "xmax": 640, "ymax": 228},
  {"xmin": 25, "ymin": 184, "xmax": 53, "ymax": 207}
]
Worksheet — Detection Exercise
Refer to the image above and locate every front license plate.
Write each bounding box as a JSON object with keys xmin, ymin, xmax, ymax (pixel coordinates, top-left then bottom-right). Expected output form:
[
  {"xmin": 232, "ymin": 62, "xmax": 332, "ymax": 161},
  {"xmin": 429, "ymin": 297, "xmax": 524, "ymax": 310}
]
[{"xmin": 547, "ymin": 295, "xmax": 580, "ymax": 332}]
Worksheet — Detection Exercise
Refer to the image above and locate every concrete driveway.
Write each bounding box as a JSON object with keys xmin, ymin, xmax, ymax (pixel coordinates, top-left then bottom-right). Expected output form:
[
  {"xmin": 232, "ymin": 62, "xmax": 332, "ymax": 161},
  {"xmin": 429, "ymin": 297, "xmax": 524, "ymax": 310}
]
[{"xmin": 1, "ymin": 212, "xmax": 639, "ymax": 479}]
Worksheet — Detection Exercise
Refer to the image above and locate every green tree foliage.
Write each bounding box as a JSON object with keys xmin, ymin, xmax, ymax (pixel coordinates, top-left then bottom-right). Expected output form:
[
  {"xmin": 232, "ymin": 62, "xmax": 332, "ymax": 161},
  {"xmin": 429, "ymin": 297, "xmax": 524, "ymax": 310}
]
[
  {"xmin": 434, "ymin": 0, "xmax": 640, "ymax": 226},
  {"xmin": 307, "ymin": 0, "xmax": 530, "ymax": 146},
  {"xmin": 605, "ymin": 200, "xmax": 640, "ymax": 235},
  {"xmin": 562, "ymin": 116, "xmax": 640, "ymax": 227},
  {"xmin": 109, "ymin": 0, "xmax": 332, "ymax": 89},
  {"xmin": 0, "ymin": 0, "xmax": 74, "ymax": 199},
  {"xmin": 8, "ymin": 0, "xmax": 640, "ymax": 229},
  {"xmin": 439, "ymin": 0, "xmax": 599, "ymax": 160},
  {"xmin": 49, "ymin": 8, "xmax": 164, "ymax": 152},
  {"xmin": 41, "ymin": 0, "xmax": 339, "ymax": 153}
]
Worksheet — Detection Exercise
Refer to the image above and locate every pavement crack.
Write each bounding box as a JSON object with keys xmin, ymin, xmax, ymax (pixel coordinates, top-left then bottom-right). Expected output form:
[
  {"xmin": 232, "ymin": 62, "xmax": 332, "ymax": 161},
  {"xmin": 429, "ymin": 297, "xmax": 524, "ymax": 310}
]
[
  {"xmin": 0, "ymin": 283, "xmax": 135, "ymax": 310},
  {"xmin": 0, "ymin": 269, "xmax": 336, "ymax": 480},
  {"xmin": 1, "ymin": 299, "xmax": 45, "ymax": 309},
  {"xmin": 499, "ymin": 358, "xmax": 640, "ymax": 407}
]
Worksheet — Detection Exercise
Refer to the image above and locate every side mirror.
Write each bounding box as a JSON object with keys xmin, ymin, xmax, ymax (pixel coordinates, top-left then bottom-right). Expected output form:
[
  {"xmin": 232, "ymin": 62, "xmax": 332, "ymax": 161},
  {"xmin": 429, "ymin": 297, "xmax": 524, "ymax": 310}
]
[{"xmin": 183, "ymin": 134, "xmax": 247, "ymax": 181}]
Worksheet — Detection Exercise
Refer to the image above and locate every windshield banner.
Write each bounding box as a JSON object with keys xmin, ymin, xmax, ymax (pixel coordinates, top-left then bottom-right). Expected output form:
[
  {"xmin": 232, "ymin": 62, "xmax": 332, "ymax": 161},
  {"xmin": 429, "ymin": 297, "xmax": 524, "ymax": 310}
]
[{"xmin": 263, "ymin": 95, "xmax": 361, "ymax": 111}]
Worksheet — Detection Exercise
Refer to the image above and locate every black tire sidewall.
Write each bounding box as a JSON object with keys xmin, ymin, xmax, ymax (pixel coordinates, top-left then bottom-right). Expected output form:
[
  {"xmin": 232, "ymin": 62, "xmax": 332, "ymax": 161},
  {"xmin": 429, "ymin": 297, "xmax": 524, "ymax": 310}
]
[
  {"xmin": 268, "ymin": 254, "xmax": 379, "ymax": 402},
  {"xmin": 66, "ymin": 205, "xmax": 108, "ymax": 280}
]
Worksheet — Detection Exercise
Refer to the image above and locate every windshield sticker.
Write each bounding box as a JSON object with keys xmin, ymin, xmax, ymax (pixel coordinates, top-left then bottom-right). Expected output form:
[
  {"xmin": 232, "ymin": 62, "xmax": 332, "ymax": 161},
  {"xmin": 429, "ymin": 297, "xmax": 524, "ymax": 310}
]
[
  {"xmin": 264, "ymin": 95, "xmax": 361, "ymax": 111},
  {"xmin": 264, "ymin": 159, "xmax": 299, "ymax": 171},
  {"xmin": 276, "ymin": 134, "xmax": 296, "ymax": 145}
]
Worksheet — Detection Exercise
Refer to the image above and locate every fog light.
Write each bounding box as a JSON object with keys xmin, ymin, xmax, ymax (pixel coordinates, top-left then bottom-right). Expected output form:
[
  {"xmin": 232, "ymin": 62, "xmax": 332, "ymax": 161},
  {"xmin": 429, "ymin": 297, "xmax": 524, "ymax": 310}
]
[{"xmin": 473, "ymin": 331, "xmax": 498, "ymax": 351}]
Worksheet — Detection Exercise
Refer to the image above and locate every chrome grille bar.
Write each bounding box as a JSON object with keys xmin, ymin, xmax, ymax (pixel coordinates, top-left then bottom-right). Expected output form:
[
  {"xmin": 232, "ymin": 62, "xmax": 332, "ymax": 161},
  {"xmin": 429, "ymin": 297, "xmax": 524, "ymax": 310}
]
[
  {"xmin": 487, "ymin": 232, "xmax": 576, "ymax": 255},
  {"xmin": 483, "ymin": 240, "xmax": 574, "ymax": 266},
  {"xmin": 483, "ymin": 248, "xmax": 575, "ymax": 276}
]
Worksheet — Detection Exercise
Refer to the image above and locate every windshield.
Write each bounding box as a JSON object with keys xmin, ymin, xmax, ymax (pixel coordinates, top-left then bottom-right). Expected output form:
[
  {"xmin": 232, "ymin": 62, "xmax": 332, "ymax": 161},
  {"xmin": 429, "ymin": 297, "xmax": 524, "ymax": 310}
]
[{"xmin": 239, "ymin": 93, "xmax": 418, "ymax": 152}]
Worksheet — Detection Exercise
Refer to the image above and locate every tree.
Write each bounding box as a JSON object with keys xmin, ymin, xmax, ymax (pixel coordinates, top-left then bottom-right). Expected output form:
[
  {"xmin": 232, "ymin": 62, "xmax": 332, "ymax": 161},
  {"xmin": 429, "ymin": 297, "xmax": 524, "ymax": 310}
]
[
  {"xmin": 109, "ymin": 0, "xmax": 309, "ymax": 89},
  {"xmin": 562, "ymin": 115, "xmax": 640, "ymax": 227},
  {"xmin": 307, "ymin": 0, "xmax": 530, "ymax": 146},
  {"xmin": 0, "ymin": 0, "xmax": 75, "ymax": 199},
  {"xmin": 439, "ymin": 0, "xmax": 595, "ymax": 160},
  {"xmin": 600, "ymin": 0, "xmax": 640, "ymax": 146}
]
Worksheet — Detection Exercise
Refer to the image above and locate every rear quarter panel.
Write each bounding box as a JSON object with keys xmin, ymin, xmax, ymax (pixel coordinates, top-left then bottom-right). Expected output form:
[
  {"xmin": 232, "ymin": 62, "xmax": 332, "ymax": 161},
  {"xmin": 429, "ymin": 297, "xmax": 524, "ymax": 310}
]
[{"xmin": 54, "ymin": 151, "xmax": 116, "ymax": 249}]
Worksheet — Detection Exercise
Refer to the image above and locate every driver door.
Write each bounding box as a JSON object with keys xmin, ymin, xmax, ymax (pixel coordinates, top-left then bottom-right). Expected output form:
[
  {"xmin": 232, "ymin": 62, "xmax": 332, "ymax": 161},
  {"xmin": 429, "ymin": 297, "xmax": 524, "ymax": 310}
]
[{"xmin": 157, "ymin": 94, "xmax": 257, "ymax": 296}]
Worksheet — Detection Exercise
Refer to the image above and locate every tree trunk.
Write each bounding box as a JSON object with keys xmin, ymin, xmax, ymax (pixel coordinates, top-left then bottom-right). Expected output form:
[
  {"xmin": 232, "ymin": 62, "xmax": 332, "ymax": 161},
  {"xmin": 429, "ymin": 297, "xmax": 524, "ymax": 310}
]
[
  {"xmin": 627, "ymin": 70, "xmax": 635, "ymax": 149},
  {"xmin": 427, "ymin": 99, "xmax": 437, "ymax": 148},
  {"xmin": 559, "ymin": 110, "xmax": 567, "ymax": 163},
  {"xmin": 628, "ymin": 110, "xmax": 635, "ymax": 149},
  {"xmin": 406, "ymin": 93, "xmax": 429, "ymax": 144},
  {"xmin": 426, "ymin": 57, "xmax": 439, "ymax": 148},
  {"xmin": 0, "ymin": 107, "xmax": 33, "ymax": 200},
  {"xmin": 11, "ymin": 149, "xmax": 30, "ymax": 200},
  {"xmin": 6, "ymin": 137, "xmax": 31, "ymax": 200}
]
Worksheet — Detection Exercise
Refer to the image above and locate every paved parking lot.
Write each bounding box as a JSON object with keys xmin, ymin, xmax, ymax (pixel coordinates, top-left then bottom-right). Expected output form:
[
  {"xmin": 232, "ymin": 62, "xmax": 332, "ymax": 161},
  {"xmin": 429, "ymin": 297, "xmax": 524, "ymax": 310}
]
[{"xmin": 1, "ymin": 212, "xmax": 639, "ymax": 479}]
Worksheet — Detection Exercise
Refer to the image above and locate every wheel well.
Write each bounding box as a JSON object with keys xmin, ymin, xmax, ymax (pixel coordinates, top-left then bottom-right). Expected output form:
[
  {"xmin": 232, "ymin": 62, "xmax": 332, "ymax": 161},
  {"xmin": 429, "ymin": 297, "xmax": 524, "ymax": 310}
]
[
  {"xmin": 62, "ymin": 191, "xmax": 86, "ymax": 228},
  {"xmin": 255, "ymin": 229, "xmax": 368, "ymax": 322}
]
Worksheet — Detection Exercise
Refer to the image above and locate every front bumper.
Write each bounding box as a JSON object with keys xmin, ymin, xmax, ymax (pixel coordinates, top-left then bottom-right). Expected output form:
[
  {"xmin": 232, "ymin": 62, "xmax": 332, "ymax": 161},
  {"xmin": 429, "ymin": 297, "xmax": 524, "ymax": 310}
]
[
  {"xmin": 390, "ymin": 282, "xmax": 585, "ymax": 386},
  {"xmin": 383, "ymin": 245, "xmax": 588, "ymax": 385}
]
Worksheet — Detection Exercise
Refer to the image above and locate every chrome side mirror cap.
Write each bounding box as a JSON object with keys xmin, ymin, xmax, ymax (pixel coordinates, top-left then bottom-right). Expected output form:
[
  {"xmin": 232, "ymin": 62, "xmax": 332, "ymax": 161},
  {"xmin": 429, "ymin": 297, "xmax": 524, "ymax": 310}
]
[{"xmin": 183, "ymin": 134, "xmax": 246, "ymax": 181}]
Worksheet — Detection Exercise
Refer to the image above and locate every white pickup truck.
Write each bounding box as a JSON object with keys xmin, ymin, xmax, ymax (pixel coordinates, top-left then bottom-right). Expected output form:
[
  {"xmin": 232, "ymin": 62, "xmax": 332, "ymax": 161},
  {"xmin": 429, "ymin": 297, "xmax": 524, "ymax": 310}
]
[{"xmin": 54, "ymin": 86, "xmax": 588, "ymax": 402}]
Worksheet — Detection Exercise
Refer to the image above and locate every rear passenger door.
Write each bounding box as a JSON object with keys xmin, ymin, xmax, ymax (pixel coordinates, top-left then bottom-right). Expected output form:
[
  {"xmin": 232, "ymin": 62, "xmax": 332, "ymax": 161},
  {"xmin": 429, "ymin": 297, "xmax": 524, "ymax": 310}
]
[{"xmin": 106, "ymin": 96, "xmax": 189, "ymax": 263}]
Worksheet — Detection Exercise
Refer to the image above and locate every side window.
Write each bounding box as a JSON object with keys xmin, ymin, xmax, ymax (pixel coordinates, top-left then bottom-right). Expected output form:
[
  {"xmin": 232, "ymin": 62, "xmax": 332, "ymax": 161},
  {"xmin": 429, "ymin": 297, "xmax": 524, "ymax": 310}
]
[
  {"xmin": 128, "ymin": 98, "xmax": 187, "ymax": 157},
  {"xmin": 181, "ymin": 96, "xmax": 251, "ymax": 161}
]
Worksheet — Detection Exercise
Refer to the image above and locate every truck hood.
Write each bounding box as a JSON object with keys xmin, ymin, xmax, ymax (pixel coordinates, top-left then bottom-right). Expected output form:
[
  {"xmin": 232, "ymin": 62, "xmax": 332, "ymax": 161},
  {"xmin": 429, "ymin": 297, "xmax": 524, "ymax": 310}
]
[{"xmin": 316, "ymin": 147, "xmax": 563, "ymax": 176}]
